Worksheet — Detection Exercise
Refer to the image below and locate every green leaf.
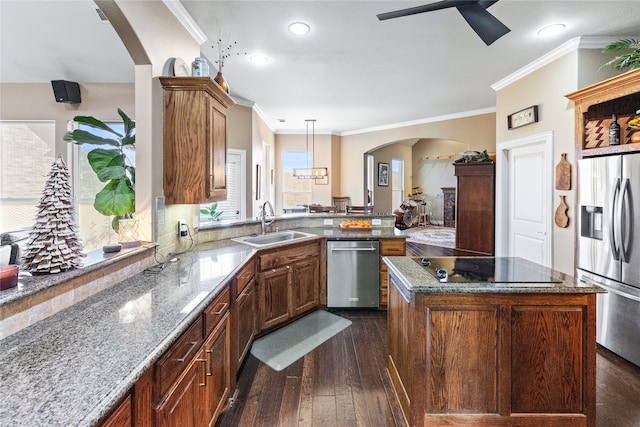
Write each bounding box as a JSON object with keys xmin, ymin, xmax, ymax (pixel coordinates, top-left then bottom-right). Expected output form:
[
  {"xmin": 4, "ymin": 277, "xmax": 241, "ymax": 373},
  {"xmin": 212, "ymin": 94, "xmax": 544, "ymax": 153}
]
[
  {"xmin": 121, "ymin": 135, "xmax": 135, "ymax": 146},
  {"xmin": 72, "ymin": 115, "xmax": 124, "ymax": 138},
  {"xmin": 87, "ymin": 148, "xmax": 123, "ymax": 175},
  {"xmin": 63, "ymin": 129, "xmax": 120, "ymax": 147},
  {"xmin": 118, "ymin": 108, "xmax": 135, "ymax": 138},
  {"xmin": 94, "ymin": 179, "xmax": 135, "ymax": 217},
  {"xmin": 96, "ymin": 165, "xmax": 127, "ymax": 182},
  {"xmin": 200, "ymin": 208, "xmax": 210, "ymax": 215}
]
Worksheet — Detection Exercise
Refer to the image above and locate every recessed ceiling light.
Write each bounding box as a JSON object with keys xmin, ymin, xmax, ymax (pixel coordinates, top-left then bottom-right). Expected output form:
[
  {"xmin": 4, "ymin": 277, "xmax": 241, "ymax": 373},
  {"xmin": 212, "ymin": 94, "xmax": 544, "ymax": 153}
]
[
  {"xmin": 250, "ymin": 55, "xmax": 269, "ymax": 65},
  {"xmin": 288, "ymin": 22, "xmax": 310, "ymax": 35},
  {"xmin": 538, "ymin": 24, "xmax": 566, "ymax": 37}
]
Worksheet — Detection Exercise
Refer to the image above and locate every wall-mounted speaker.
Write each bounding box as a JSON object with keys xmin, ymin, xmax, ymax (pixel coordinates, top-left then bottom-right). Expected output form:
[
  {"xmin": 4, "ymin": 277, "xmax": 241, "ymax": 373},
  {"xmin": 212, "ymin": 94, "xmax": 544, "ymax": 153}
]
[{"xmin": 51, "ymin": 80, "xmax": 81, "ymax": 104}]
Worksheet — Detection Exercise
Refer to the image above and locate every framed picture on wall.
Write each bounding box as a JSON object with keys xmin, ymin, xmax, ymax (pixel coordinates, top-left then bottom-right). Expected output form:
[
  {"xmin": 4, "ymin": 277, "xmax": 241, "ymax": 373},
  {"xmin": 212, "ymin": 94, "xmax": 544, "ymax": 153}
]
[{"xmin": 378, "ymin": 162, "xmax": 389, "ymax": 187}]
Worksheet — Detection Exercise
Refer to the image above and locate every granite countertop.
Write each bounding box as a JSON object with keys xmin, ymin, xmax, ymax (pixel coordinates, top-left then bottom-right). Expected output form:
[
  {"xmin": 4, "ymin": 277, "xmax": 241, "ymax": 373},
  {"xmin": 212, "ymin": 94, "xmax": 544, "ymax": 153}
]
[
  {"xmin": 298, "ymin": 226, "xmax": 406, "ymax": 240},
  {"xmin": 383, "ymin": 256, "xmax": 605, "ymax": 294},
  {"xmin": 0, "ymin": 239, "xmax": 254, "ymax": 427},
  {"xmin": 0, "ymin": 228, "xmax": 403, "ymax": 426}
]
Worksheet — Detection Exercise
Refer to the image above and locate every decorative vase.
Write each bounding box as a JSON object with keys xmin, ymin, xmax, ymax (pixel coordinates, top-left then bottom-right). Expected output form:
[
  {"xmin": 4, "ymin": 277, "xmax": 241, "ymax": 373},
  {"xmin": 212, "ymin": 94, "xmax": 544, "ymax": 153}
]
[{"xmin": 214, "ymin": 71, "xmax": 229, "ymax": 93}]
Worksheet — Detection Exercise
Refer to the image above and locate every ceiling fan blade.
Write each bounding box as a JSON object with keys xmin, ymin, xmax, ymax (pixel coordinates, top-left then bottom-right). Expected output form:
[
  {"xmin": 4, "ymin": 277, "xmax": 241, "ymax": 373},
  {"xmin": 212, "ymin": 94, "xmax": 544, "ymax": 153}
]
[
  {"xmin": 377, "ymin": 0, "xmax": 476, "ymax": 21},
  {"xmin": 456, "ymin": 3, "xmax": 510, "ymax": 45}
]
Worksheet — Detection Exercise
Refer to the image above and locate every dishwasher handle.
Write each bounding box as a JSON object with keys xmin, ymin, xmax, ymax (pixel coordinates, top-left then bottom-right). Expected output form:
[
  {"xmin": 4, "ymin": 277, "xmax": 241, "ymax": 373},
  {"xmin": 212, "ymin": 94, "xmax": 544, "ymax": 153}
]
[{"xmin": 331, "ymin": 247, "xmax": 378, "ymax": 252}]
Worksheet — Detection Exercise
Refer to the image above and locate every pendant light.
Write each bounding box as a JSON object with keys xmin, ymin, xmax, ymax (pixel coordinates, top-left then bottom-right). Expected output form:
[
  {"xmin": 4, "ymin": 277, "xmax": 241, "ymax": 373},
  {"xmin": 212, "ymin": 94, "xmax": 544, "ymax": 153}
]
[{"xmin": 293, "ymin": 119, "xmax": 328, "ymax": 179}]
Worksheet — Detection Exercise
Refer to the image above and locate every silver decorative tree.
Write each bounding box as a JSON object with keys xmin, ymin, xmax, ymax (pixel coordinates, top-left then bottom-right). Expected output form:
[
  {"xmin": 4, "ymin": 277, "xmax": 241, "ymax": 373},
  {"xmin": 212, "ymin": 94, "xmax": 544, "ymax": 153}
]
[{"xmin": 22, "ymin": 156, "xmax": 84, "ymax": 274}]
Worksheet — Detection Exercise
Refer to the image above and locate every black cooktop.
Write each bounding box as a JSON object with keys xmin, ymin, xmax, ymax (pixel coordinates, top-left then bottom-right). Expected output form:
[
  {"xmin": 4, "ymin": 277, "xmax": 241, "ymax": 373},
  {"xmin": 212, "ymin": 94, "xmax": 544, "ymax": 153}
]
[{"xmin": 413, "ymin": 257, "xmax": 561, "ymax": 284}]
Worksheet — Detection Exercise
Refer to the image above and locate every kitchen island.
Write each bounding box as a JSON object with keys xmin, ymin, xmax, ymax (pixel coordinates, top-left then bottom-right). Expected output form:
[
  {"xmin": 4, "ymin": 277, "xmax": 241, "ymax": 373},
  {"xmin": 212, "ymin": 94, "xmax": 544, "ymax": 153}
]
[{"xmin": 383, "ymin": 256, "xmax": 604, "ymax": 427}]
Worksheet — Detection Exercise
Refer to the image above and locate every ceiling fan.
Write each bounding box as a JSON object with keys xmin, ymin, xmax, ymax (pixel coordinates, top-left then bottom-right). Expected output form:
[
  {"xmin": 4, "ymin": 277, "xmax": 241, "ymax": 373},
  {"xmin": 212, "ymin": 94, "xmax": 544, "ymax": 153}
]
[{"xmin": 377, "ymin": 0, "xmax": 510, "ymax": 46}]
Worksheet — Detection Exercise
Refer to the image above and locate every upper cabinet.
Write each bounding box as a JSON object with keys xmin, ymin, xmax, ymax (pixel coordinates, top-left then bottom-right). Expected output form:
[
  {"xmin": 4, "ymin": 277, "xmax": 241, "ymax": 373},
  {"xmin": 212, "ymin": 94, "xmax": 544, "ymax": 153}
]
[
  {"xmin": 566, "ymin": 69, "xmax": 640, "ymax": 159},
  {"xmin": 160, "ymin": 77, "xmax": 235, "ymax": 204}
]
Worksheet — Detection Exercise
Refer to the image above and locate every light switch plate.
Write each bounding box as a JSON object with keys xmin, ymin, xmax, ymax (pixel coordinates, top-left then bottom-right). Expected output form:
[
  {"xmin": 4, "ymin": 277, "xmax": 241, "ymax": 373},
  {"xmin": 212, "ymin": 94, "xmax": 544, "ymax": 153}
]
[
  {"xmin": 324, "ymin": 219, "xmax": 333, "ymax": 226},
  {"xmin": 372, "ymin": 218, "xmax": 382, "ymax": 226},
  {"xmin": 372, "ymin": 230, "xmax": 381, "ymax": 236}
]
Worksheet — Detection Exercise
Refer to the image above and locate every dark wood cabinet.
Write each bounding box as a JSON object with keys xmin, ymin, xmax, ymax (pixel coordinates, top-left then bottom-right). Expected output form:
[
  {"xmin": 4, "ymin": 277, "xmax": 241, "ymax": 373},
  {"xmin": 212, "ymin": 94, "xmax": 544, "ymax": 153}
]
[
  {"xmin": 159, "ymin": 77, "xmax": 234, "ymax": 204},
  {"xmin": 387, "ymin": 273, "xmax": 597, "ymax": 427},
  {"xmin": 100, "ymin": 394, "xmax": 132, "ymax": 427},
  {"xmin": 454, "ymin": 162, "xmax": 495, "ymax": 255},
  {"xmin": 292, "ymin": 257, "xmax": 320, "ymax": 316},
  {"xmin": 566, "ymin": 69, "xmax": 640, "ymax": 159},
  {"xmin": 233, "ymin": 260, "xmax": 256, "ymax": 376},
  {"xmin": 378, "ymin": 238, "xmax": 406, "ymax": 309},
  {"xmin": 153, "ymin": 285, "xmax": 231, "ymax": 427},
  {"xmin": 257, "ymin": 241, "xmax": 321, "ymax": 332},
  {"xmin": 258, "ymin": 265, "xmax": 293, "ymax": 331}
]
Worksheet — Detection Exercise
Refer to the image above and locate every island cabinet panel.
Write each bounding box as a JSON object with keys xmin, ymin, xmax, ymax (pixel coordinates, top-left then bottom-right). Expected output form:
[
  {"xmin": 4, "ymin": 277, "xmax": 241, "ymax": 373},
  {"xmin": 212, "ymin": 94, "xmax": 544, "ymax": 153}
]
[
  {"xmin": 387, "ymin": 276, "xmax": 596, "ymax": 427},
  {"xmin": 233, "ymin": 259, "xmax": 256, "ymax": 377},
  {"xmin": 425, "ymin": 306, "xmax": 500, "ymax": 414},
  {"xmin": 510, "ymin": 306, "xmax": 584, "ymax": 414}
]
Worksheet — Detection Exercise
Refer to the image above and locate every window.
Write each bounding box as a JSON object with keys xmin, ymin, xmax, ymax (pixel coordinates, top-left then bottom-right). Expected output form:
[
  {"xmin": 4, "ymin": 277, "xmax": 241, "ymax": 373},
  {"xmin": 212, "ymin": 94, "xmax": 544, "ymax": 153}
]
[
  {"xmin": 282, "ymin": 151, "xmax": 312, "ymax": 207},
  {"xmin": 74, "ymin": 122, "xmax": 135, "ymax": 252},
  {"xmin": 392, "ymin": 159, "xmax": 404, "ymax": 209},
  {"xmin": 200, "ymin": 149, "xmax": 245, "ymax": 222},
  {"xmin": 0, "ymin": 121, "xmax": 56, "ymax": 234}
]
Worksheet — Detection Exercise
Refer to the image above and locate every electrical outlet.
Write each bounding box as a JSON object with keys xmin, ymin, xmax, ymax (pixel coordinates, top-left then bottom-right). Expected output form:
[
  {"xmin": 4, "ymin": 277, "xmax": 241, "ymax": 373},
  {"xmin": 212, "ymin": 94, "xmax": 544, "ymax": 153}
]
[
  {"xmin": 323, "ymin": 219, "xmax": 333, "ymax": 226},
  {"xmin": 372, "ymin": 218, "xmax": 382, "ymax": 226},
  {"xmin": 177, "ymin": 219, "xmax": 188, "ymax": 237}
]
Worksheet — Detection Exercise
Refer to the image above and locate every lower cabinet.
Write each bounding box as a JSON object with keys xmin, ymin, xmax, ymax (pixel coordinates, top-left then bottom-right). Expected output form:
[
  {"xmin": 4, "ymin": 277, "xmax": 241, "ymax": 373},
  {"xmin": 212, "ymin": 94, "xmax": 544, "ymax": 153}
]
[
  {"xmin": 153, "ymin": 287, "xmax": 231, "ymax": 427},
  {"xmin": 379, "ymin": 238, "xmax": 406, "ymax": 309},
  {"xmin": 100, "ymin": 394, "xmax": 132, "ymax": 427},
  {"xmin": 257, "ymin": 241, "xmax": 321, "ymax": 332},
  {"xmin": 234, "ymin": 260, "xmax": 257, "ymax": 374}
]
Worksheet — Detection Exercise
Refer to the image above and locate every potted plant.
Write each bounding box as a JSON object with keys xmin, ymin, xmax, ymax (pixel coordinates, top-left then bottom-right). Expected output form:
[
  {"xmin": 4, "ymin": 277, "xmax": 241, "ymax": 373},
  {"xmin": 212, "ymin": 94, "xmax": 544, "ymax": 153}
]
[
  {"xmin": 63, "ymin": 108, "xmax": 135, "ymax": 231},
  {"xmin": 201, "ymin": 202, "xmax": 223, "ymax": 221},
  {"xmin": 601, "ymin": 39, "xmax": 640, "ymax": 71}
]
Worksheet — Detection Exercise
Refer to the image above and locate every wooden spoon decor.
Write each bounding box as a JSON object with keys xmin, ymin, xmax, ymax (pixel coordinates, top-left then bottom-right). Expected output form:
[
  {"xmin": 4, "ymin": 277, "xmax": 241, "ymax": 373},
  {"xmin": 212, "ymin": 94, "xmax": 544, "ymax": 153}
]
[
  {"xmin": 555, "ymin": 195, "xmax": 569, "ymax": 228},
  {"xmin": 555, "ymin": 153, "xmax": 571, "ymax": 190}
]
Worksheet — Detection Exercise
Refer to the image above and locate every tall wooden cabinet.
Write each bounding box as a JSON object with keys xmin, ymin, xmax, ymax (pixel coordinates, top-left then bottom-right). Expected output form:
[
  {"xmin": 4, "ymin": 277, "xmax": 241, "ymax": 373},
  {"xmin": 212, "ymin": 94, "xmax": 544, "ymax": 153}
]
[
  {"xmin": 454, "ymin": 162, "xmax": 495, "ymax": 255},
  {"xmin": 159, "ymin": 77, "xmax": 235, "ymax": 204}
]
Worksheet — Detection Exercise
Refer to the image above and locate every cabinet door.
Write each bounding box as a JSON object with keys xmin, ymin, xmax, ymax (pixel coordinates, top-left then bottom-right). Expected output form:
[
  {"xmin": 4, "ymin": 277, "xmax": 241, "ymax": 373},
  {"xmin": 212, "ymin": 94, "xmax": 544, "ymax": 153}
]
[
  {"xmin": 258, "ymin": 266, "xmax": 292, "ymax": 331},
  {"xmin": 292, "ymin": 258, "xmax": 319, "ymax": 317},
  {"xmin": 235, "ymin": 278, "xmax": 256, "ymax": 369},
  {"xmin": 208, "ymin": 104, "xmax": 227, "ymax": 201},
  {"xmin": 155, "ymin": 350, "xmax": 207, "ymax": 427},
  {"xmin": 100, "ymin": 394, "xmax": 131, "ymax": 427},
  {"xmin": 203, "ymin": 313, "xmax": 231, "ymax": 426}
]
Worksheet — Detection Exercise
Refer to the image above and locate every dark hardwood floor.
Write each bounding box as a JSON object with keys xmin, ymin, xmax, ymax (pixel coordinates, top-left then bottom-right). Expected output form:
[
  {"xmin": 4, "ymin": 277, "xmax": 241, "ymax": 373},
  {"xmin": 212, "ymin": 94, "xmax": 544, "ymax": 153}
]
[{"xmin": 218, "ymin": 241, "xmax": 640, "ymax": 427}]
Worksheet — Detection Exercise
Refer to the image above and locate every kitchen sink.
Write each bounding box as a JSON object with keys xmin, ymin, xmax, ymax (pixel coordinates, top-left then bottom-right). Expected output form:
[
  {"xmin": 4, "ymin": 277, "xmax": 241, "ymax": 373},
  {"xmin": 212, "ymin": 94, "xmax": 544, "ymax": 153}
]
[{"xmin": 232, "ymin": 230, "xmax": 316, "ymax": 248}]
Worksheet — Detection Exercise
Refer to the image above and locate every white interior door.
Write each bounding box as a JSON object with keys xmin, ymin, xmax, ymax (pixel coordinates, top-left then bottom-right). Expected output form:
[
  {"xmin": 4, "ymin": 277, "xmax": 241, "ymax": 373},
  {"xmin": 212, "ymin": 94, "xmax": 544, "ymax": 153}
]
[{"xmin": 496, "ymin": 132, "xmax": 553, "ymax": 267}]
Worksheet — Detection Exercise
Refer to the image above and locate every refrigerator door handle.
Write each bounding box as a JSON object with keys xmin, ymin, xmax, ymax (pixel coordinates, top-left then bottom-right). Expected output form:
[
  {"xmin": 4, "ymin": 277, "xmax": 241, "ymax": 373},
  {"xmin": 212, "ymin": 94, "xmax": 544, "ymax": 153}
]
[
  {"xmin": 610, "ymin": 178, "xmax": 621, "ymax": 261},
  {"xmin": 620, "ymin": 178, "xmax": 632, "ymax": 263}
]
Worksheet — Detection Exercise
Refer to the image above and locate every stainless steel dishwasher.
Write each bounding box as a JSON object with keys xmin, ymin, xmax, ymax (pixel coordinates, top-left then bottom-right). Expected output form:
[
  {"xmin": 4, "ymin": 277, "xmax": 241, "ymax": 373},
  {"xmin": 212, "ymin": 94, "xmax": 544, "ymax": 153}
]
[{"xmin": 327, "ymin": 240, "xmax": 380, "ymax": 308}]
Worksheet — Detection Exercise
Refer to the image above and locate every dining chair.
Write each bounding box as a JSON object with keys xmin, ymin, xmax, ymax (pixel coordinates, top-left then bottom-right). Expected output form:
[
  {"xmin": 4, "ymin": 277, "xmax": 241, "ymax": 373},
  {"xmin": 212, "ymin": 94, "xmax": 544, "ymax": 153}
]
[{"xmin": 332, "ymin": 196, "xmax": 351, "ymax": 213}]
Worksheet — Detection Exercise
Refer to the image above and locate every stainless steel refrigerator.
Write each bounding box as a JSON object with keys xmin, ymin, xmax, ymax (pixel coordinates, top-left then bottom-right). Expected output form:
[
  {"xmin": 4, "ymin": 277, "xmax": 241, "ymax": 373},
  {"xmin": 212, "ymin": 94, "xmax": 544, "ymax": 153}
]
[{"xmin": 577, "ymin": 153, "xmax": 640, "ymax": 366}]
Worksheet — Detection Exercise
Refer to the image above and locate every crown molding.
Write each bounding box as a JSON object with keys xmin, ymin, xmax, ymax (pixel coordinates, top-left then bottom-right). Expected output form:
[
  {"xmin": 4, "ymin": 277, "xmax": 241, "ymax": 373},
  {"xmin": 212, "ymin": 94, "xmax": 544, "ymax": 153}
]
[
  {"xmin": 491, "ymin": 35, "xmax": 635, "ymax": 92},
  {"xmin": 162, "ymin": 0, "xmax": 207, "ymax": 45},
  {"xmin": 338, "ymin": 107, "xmax": 496, "ymax": 136}
]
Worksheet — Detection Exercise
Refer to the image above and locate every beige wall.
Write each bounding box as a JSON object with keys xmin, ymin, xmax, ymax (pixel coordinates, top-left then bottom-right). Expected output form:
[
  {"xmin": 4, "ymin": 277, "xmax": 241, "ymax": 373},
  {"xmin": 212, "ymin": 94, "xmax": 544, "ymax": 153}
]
[
  {"xmin": 494, "ymin": 48, "xmax": 625, "ymax": 275},
  {"xmin": 252, "ymin": 110, "xmax": 275, "ymax": 217},
  {"xmin": 368, "ymin": 144, "xmax": 412, "ymax": 214},
  {"xmin": 412, "ymin": 138, "xmax": 466, "ymax": 223},
  {"xmin": 340, "ymin": 113, "xmax": 496, "ymax": 206}
]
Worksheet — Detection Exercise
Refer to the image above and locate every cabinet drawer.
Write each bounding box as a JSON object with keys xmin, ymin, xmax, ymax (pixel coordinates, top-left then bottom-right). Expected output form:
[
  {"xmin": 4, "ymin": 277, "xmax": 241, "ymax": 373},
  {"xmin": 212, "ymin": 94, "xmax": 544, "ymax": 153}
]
[
  {"xmin": 259, "ymin": 242, "xmax": 319, "ymax": 271},
  {"xmin": 380, "ymin": 239, "xmax": 406, "ymax": 256},
  {"xmin": 204, "ymin": 286, "xmax": 230, "ymax": 338},
  {"xmin": 155, "ymin": 316, "xmax": 204, "ymax": 401},
  {"xmin": 235, "ymin": 259, "xmax": 255, "ymax": 296}
]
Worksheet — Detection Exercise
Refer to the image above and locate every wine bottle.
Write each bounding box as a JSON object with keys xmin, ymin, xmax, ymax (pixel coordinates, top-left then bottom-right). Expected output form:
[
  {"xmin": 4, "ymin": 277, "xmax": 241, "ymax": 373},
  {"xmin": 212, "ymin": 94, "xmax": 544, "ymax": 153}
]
[{"xmin": 609, "ymin": 114, "xmax": 621, "ymax": 146}]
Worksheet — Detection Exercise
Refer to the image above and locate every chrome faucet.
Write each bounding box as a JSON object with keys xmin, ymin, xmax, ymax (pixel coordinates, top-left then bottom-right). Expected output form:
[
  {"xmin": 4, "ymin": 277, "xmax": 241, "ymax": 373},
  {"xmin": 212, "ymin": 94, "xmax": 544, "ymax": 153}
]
[{"xmin": 261, "ymin": 201, "xmax": 275, "ymax": 234}]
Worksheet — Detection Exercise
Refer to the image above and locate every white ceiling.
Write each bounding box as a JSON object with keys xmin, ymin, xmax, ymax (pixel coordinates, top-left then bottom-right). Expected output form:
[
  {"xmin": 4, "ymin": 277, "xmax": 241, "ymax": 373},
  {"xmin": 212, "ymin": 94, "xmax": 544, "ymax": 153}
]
[{"xmin": 2, "ymin": 1, "xmax": 639, "ymax": 134}]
